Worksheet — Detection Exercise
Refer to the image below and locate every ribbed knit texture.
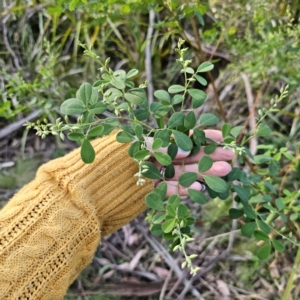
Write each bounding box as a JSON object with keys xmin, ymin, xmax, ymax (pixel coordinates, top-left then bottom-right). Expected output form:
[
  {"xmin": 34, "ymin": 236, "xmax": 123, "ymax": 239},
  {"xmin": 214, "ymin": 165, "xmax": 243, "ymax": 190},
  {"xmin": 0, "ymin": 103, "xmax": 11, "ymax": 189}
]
[{"xmin": 0, "ymin": 132, "xmax": 153, "ymax": 299}]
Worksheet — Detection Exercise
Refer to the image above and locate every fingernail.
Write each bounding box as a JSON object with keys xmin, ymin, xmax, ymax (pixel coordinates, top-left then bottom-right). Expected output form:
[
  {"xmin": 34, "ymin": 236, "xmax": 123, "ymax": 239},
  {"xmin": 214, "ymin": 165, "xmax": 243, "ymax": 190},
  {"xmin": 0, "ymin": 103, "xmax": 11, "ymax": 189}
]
[{"xmin": 178, "ymin": 148, "xmax": 190, "ymax": 153}]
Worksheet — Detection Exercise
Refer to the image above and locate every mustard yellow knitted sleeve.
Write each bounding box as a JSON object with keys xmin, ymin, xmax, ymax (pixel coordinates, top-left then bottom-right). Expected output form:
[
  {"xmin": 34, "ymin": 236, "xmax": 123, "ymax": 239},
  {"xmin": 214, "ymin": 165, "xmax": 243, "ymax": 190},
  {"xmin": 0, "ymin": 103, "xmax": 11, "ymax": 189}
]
[{"xmin": 0, "ymin": 132, "xmax": 153, "ymax": 299}]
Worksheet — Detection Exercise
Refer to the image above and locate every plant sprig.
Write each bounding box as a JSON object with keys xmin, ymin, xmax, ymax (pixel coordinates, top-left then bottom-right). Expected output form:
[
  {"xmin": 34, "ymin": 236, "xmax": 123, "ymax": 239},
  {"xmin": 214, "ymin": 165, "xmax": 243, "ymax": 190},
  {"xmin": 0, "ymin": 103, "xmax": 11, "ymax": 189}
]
[{"xmin": 27, "ymin": 40, "xmax": 296, "ymax": 273}]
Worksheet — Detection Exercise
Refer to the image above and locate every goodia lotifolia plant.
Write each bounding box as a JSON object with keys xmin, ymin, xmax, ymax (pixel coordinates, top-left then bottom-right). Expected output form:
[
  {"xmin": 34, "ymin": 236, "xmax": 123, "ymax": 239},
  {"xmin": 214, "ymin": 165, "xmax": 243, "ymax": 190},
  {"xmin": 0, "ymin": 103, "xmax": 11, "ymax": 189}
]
[{"xmin": 27, "ymin": 39, "xmax": 296, "ymax": 274}]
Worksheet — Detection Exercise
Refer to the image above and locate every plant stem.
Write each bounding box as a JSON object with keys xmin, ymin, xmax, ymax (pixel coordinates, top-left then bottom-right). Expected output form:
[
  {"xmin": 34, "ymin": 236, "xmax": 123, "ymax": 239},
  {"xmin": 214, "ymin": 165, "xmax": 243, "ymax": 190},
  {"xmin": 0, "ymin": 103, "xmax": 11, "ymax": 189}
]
[
  {"xmin": 189, "ymin": 15, "xmax": 227, "ymax": 122},
  {"xmin": 282, "ymin": 245, "xmax": 300, "ymax": 300}
]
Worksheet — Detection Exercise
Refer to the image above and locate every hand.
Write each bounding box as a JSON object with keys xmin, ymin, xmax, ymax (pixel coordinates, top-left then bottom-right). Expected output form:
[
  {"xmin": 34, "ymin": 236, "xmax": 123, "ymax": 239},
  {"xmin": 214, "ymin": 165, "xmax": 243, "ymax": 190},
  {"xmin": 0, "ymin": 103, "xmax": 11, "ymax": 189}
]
[{"xmin": 147, "ymin": 130, "xmax": 234, "ymax": 197}]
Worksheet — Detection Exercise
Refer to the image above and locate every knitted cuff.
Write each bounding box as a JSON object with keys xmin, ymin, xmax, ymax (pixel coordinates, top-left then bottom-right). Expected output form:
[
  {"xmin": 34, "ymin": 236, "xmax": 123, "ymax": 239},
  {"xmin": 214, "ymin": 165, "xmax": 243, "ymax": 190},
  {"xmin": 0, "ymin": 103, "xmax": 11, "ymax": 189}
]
[{"xmin": 38, "ymin": 132, "xmax": 154, "ymax": 236}]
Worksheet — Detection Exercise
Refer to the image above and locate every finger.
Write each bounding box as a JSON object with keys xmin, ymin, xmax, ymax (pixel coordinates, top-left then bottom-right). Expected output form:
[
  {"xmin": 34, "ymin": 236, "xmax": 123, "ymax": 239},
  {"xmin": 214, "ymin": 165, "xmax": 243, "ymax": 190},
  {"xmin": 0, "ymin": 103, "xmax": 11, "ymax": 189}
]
[
  {"xmin": 156, "ymin": 180, "xmax": 204, "ymax": 197},
  {"xmin": 202, "ymin": 129, "xmax": 223, "ymax": 142},
  {"xmin": 167, "ymin": 161, "xmax": 232, "ymax": 181},
  {"xmin": 173, "ymin": 147, "xmax": 234, "ymax": 165},
  {"xmin": 145, "ymin": 137, "xmax": 191, "ymax": 160}
]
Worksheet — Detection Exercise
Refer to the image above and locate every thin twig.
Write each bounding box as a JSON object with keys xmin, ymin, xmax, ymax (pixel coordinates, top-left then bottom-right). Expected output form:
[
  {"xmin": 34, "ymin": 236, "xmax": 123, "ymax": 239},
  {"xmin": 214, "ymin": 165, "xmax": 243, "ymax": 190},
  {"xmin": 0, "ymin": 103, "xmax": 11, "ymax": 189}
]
[
  {"xmin": 1, "ymin": 12, "xmax": 21, "ymax": 70},
  {"xmin": 137, "ymin": 224, "xmax": 205, "ymax": 300},
  {"xmin": 237, "ymin": 81, "xmax": 267, "ymax": 144},
  {"xmin": 0, "ymin": 110, "xmax": 42, "ymax": 139},
  {"xmin": 189, "ymin": 15, "xmax": 227, "ymax": 122},
  {"xmin": 159, "ymin": 264, "xmax": 173, "ymax": 300},
  {"xmin": 93, "ymin": 256, "xmax": 159, "ymax": 281},
  {"xmin": 145, "ymin": 9, "xmax": 155, "ymax": 107},
  {"xmin": 241, "ymin": 73, "xmax": 257, "ymax": 156}
]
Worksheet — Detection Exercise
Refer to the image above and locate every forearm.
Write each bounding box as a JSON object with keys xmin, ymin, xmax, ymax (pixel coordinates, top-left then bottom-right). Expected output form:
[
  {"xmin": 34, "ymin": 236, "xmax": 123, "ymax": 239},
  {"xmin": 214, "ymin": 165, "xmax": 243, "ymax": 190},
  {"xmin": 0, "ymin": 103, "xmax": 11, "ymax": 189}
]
[{"xmin": 0, "ymin": 132, "xmax": 153, "ymax": 299}]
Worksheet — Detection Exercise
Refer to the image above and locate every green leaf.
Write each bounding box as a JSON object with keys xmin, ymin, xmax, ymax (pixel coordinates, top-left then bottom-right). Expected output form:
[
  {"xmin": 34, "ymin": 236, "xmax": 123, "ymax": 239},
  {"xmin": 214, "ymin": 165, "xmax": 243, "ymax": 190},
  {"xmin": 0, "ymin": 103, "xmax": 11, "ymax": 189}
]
[
  {"xmin": 81, "ymin": 139, "xmax": 95, "ymax": 163},
  {"xmin": 110, "ymin": 76, "xmax": 125, "ymax": 89},
  {"xmin": 60, "ymin": 98, "xmax": 86, "ymax": 115},
  {"xmin": 124, "ymin": 88, "xmax": 146, "ymax": 104},
  {"xmin": 101, "ymin": 124, "xmax": 115, "ymax": 136},
  {"xmin": 253, "ymin": 155, "xmax": 272, "ymax": 164},
  {"xmin": 172, "ymin": 130, "xmax": 193, "ymax": 151},
  {"xmin": 179, "ymin": 172, "xmax": 198, "ymax": 187},
  {"xmin": 197, "ymin": 61, "xmax": 214, "ymax": 73},
  {"xmin": 283, "ymin": 152, "xmax": 294, "ymax": 160},
  {"xmin": 168, "ymin": 112, "xmax": 185, "ymax": 128},
  {"xmin": 134, "ymin": 124, "xmax": 143, "ymax": 139},
  {"xmin": 168, "ymin": 194, "xmax": 180, "ymax": 208},
  {"xmin": 194, "ymin": 9, "xmax": 205, "ymax": 25},
  {"xmin": 154, "ymin": 90, "xmax": 170, "ymax": 103},
  {"xmin": 263, "ymin": 204, "xmax": 277, "ymax": 212},
  {"xmin": 155, "ymin": 182, "xmax": 167, "ymax": 199},
  {"xmin": 172, "ymin": 94, "xmax": 184, "ymax": 105},
  {"xmin": 89, "ymin": 102, "xmax": 107, "ymax": 114},
  {"xmin": 83, "ymin": 111, "xmax": 94, "ymax": 124},
  {"xmin": 188, "ymin": 89, "xmax": 207, "ymax": 101},
  {"xmin": 241, "ymin": 222, "xmax": 256, "ymax": 237},
  {"xmin": 263, "ymin": 181, "xmax": 276, "ymax": 193},
  {"xmin": 184, "ymin": 67, "xmax": 194, "ymax": 74},
  {"xmin": 155, "ymin": 129, "xmax": 171, "ymax": 147},
  {"xmin": 168, "ymin": 85, "xmax": 185, "ymax": 93},
  {"xmin": 198, "ymin": 156, "xmax": 213, "ymax": 173},
  {"xmin": 87, "ymin": 125, "xmax": 104, "ymax": 138},
  {"xmin": 69, "ymin": 0, "xmax": 80, "ymax": 10},
  {"xmin": 151, "ymin": 224, "xmax": 163, "ymax": 236},
  {"xmin": 199, "ymin": 113, "xmax": 218, "ymax": 126},
  {"xmin": 154, "ymin": 106, "xmax": 171, "ymax": 118},
  {"xmin": 232, "ymin": 185, "xmax": 250, "ymax": 202},
  {"xmin": 153, "ymin": 212, "xmax": 166, "ymax": 224},
  {"xmin": 229, "ymin": 208, "xmax": 244, "ymax": 219},
  {"xmin": 275, "ymin": 198, "xmax": 285, "ymax": 210},
  {"xmin": 116, "ymin": 131, "xmax": 135, "ymax": 143},
  {"xmin": 222, "ymin": 123, "xmax": 232, "ymax": 138},
  {"xmin": 152, "ymin": 138, "xmax": 163, "ymax": 150},
  {"xmin": 145, "ymin": 192, "xmax": 164, "ymax": 210},
  {"xmin": 257, "ymin": 244, "xmax": 271, "ymax": 260},
  {"xmin": 243, "ymin": 203, "xmax": 257, "ymax": 219},
  {"xmin": 269, "ymin": 160, "xmax": 279, "ymax": 176},
  {"xmin": 153, "ymin": 152, "xmax": 172, "ymax": 166},
  {"xmin": 258, "ymin": 220, "xmax": 271, "ymax": 234},
  {"xmin": 272, "ymin": 240, "xmax": 285, "ymax": 252},
  {"xmin": 128, "ymin": 141, "xmax": 141, "ymax": 157},
  {"xmin": 193, "ymin": 128, "xmax": 205, "ymax": 146},
  {"xmin": 142, "ymin": 162, "xmax": 162, "ymax": 179},
  {"xmin": 90, "ymin": 87, "xmax": 99, "ymax": 105},
  {"xmin": 230, "ymin": 126, "xmax": 244, "ymax": 138},
  {"xmin": 192, "ymin": 97, "xmax": 205, "ymax": 109},
  {"xmin": 254, "ymin": 230, "xmax": 270, "ymax": 241},
  {"xmin": 203, "ymin": 175, "xmax": 227, "ymax": 193},
  {"xmin": 178, "ymin": 204, "xmax": 188, "ymax": 217},
  {"xmin": 93, "ymin": 80, "xmax": 109, "ymax": 87},
  {"xmin": 126, "ymin": 69, "xmax": 139, "ymax": 78},
  {"xmin": 76, "ymin": 83, "xmax": 93, "ymax": 105},
  {"xmin": 134, "ymin": 149, "xmax": 150, "ymax": 160},
  {"xmin": 166, "ymin": 204, "xmax": 176, "ymax": 217},
  {"xmin": 194, "ymin": 75, "xmax": 207, "ymax": 86},
  {"xmin": 165, "ymin": 164, "xmax": 175, "ymax": 178},
  {"xmin": 103, "ymin": 118, "xmax": 119, "ymax": 127},
  {"xmin": 68, "ymin": 132, "xmax": 84, "ymax": 142},
  {"xmin": 125, "ymin": 80, "xmax": 135, "ymax": 88},
  {"xmin": 156, "ymin": 117, "xmax": 164, "ymax": 129},
  {"xmin": 168, "ymin": 144, "xmax": 178, "ymax": 160},
  {"xmin": 184, "ymin": 111, "xmax": 196, "ymax": 129},
  {"xmin": 133, "ymin": 109, "xmax": 150, "ymax": 121},
  {"xmin": 228, "ymin": 168, "xmax": 243, "ymax": 181},
  {"xmin": 188, "ymin": 189, "xmax": 206, "ymax": 204},
  {"xmin": 162, "ymin": 219, "xmax": 176, "ymax": 233},
  {"xmin": 255, "ymin": 124, "xmax": 272, "ymax": 136},
  {"xmin": 278, "ymin": 212, "xmax": 287, "ymax": 223}
]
